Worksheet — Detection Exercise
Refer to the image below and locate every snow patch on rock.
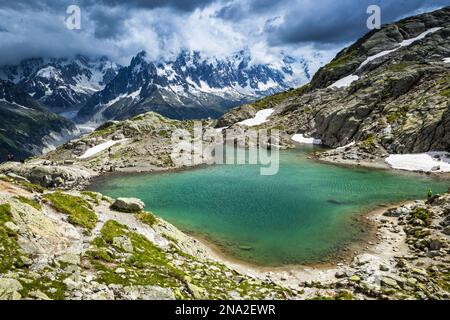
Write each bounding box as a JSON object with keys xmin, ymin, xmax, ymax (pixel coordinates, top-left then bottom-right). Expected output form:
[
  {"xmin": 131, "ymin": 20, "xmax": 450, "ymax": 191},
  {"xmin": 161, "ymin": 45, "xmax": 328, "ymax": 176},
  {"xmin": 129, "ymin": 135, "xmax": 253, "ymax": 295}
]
[
  {"xmin": 291, "ymin": 134, "xmax": 322, "ymax": 145},
  {"xmin": 329, "ymin": 27, "xmax": 442, "ymax": 89},
  {"xmin": 238, "ymin": 108, "xmax": 274, "ymax": 127},
  {"xmin": 78, "ymin": 139, "xmax": 129, "ymax": 159},
  {"xmin": 385, "ymin": 152, "xmax": 450, "ymax": 173},
  {"xmin": 329, "ymin": 75, "xmax": 359, "ymax": 89}
]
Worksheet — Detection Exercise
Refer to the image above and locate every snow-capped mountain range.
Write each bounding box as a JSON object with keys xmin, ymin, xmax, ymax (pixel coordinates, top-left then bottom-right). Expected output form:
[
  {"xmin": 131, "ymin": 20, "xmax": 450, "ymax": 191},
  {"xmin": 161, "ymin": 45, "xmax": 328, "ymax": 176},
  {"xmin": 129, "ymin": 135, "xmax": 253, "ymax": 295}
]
[
  {"xmin": 76, "ymin": 49, "xmax": 324, "ymax": 122},
  {"xmin": 0, "ymin": 55, "xmax": 121, "ymax": 114},
  {"xmin": 0, "ymin": 49, "xmax": 325, "ymax": 123}
]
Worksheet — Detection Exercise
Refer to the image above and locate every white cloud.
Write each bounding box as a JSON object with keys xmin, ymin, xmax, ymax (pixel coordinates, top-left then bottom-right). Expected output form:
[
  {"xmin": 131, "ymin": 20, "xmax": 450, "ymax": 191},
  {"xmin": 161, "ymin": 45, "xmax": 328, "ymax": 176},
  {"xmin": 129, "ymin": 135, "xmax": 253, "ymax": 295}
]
[
  {"xmin": 0, "ymin": 0, "xmax": 443, "ymax": 71},
  {"xmin": 0, "ymin": 1, "xmax": 344, "ymax": 68}
]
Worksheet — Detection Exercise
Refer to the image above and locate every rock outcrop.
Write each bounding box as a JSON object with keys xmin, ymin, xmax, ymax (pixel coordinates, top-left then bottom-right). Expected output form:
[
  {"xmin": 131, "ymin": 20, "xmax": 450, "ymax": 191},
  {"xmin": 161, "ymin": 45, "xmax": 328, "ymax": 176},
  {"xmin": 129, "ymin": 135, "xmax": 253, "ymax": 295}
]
[
  {"xmin": 0, "ymin": 179, "xmax": 293, "ymax": 300},
  {"xmin": 1, "ymin": 173, "xmax": 450, "ymax": 300},
  {"xmin": 111, "ymin": 198, "xmax": 145, "ymax": 213},
  {"xmin": 0, "ymin": 161, "xmax": 92, "ymax": 189},
  {"xmin": 218, "ymin": 7, "xmax": 450, "ymax": 163}
]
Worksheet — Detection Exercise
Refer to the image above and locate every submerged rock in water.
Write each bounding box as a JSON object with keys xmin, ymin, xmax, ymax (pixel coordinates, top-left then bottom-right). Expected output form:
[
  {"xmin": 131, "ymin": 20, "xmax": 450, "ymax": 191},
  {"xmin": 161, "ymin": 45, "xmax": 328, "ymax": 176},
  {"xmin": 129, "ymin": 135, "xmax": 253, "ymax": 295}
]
[{"xmin": 327, "ymin": 199, "xmax": 349, "ymax": 205}]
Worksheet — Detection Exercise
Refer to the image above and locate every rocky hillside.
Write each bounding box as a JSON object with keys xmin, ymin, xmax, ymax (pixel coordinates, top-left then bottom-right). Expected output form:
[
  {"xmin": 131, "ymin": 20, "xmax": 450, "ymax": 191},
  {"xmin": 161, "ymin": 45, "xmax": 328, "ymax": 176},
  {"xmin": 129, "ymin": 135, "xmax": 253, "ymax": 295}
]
[
  {"xmin": 0, "ymin": 177, "xmax": 292, "ymax": 300},
  {"xmin": 76, "ymin": 49, "xmax": 321, "ymax": 123},
  {"xmin": 0, "ymin": 55, "xmax": 120, "ymax": 114},
  {"xmin": 0, "ymin": 111, "xmax": 216, "ymax": 189},
  {"xmin": 0, "ymin": 80, "xmax": 78, "ymax": 162},
  {"xmin": 218, "ymin": 7, "xmax": 450, "ymax": 162},
  {"xmin": 3, "ymin": 8, "xmax": 450, "ymax": 173},
  {"xmin": 0, "ymin": 170, "xmax": 449, "ymax": 300}
]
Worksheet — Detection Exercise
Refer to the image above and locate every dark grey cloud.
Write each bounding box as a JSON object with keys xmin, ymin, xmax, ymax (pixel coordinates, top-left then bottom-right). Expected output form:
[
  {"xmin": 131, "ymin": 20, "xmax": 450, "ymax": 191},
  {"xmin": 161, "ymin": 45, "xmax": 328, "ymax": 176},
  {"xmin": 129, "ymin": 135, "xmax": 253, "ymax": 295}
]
[
  {"xmin": 83, "ymin": 0, "xmax": 215, "ymax": 12},
  {"xmin": 88, "ymin": 6, "xmax": 130, "ymax": 40},
  {"xmin": 0, "ymin": 0, "xmax": 215, "ymax": 40},
  {"xmin": 0, "ymin": 0, "xmax": 448, "ymax": 66},
  {"xmin": 0, "ymin": 0, "xmax": 69, "ymax": 10},
  {"xmin": 0, "ymin": 0, "xmax": 215, "ymax": 11},
  {"xmin": 267, "ymin": 0, "xmax": 450, "ymax": 46},
  {"xmin": 215, "ymin": 0, "xmax": 282, "ymax": 20}
]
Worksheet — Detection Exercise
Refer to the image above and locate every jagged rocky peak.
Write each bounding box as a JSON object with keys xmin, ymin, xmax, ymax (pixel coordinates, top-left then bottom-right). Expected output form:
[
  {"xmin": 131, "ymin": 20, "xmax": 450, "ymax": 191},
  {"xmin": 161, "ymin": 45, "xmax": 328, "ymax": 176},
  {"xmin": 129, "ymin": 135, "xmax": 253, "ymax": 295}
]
[
  {"xmin": 134, "ymin": 47, "xmax": 318, "ymax": 95},
  {"xmin": 76, "ymin": 48, "xmax": 322, "ymax": 123},
  {"xmin": 0, "ymin": 55, "xmax": 121, "ymax": 113}
]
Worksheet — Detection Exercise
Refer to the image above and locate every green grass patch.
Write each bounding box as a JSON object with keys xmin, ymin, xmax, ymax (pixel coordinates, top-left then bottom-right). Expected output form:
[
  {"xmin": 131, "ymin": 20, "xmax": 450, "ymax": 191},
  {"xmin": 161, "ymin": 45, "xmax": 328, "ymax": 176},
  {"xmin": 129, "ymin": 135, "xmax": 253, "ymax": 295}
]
[
  {"xmin": 135, "ymin": 211, "xmax": 157, "ymax": 227},
  {"xmin": 250, "ymin": 84, "xmax": 310, "ymax": 111},
  {"xmin": 0, "ymin": 228, "xmax": 22, "ymax": 273},
  {"xmin": 411, "ymin": 207, "xmax": 432, "ymax": 226},
  {"xmin": 131, "ymin": 114, "xmax": 145, "ymax": 121},
  {"xmin": 81, "ymin": 191, "xmax": 100, "ymax": 205},
  {"xmin": 0, "ymin": 176, "xmax": 45, "ymax": 193},
  {"xmin": 99, "ymin": 220, "xmax": 127, "ymax": 242},
  {"xmin": 440, "ymin": 88, "xmax": 450, "ymax": 98},
  {"xmin": 19, "ymin": 276, "xmax": 67, "ymax": 300},
  {"xmin": 44, "ymin": 192, "xmax": 97, "ymax": 230},
  {"xmin": 90, "ymin": 121, "xmax": 117, "ymax": 137},
  {"xmin": 0, "ymin": 203, "xmax": 27, "ymax": 273},
  {"xmin": 361, "ymin": 135, "xmax": 377, "ymax": 151},
  {"xmin": 87, "ymin": 220, "xmax": 292, "ymax": 299},
  {"xmin": 436, "ymin": 73, "xmax": 450, "ymax": 86},
  {"xmin": 15, "ymin": 196, "xmax": 42, "ymax": 211},
  {"xmin": 0, "ymin": 203, "xmax": 12, "ymax": 224},
  {"xmin": 89, "ymin": 220, "xmax": 184, "ymax": 288},
  {"xmin": 386, "ymin": 106, "xmax": 409, "ymax": 124},
  {"xmin": 324, "ymin": 49, "xmax": 358, "ymax": 70},
  {"xmin": 86, "ymin": 247, "xmax": 115, "ymax": 262},
  {"xmin": 310, "ymin": 291, "xmax": 355, "ymax": 300},
  {"xmin": 388, "ymin": 61, "xmax": 416, "ymax": 72}
]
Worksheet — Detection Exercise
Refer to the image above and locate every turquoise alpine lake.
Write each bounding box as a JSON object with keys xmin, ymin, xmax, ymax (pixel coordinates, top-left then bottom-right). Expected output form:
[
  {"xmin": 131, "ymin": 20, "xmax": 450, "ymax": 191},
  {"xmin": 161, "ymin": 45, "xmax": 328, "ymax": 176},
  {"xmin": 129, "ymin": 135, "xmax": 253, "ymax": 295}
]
[{"xmin": 90, "ymin": 146, "xmax": 449, "ymax": 266}]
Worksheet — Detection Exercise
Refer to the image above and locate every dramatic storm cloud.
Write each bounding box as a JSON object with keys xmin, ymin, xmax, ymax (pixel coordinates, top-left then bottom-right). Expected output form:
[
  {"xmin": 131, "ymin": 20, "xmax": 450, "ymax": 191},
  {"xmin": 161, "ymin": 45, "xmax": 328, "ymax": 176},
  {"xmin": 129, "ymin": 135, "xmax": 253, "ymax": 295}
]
[
  {"xmin": 0, "ymin": 0, "xmax": 448, "ymax": 65},
  {"xmin": 267, "ymin": 0, "xmax": 450, "ymax": 46}
]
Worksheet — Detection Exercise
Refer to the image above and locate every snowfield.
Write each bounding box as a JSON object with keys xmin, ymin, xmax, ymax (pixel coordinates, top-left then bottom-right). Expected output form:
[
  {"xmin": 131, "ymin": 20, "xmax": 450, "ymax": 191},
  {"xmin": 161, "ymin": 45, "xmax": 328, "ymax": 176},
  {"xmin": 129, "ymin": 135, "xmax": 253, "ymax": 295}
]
[
  {"xmin": 78, "ymin": 139, "xmax": 129, "ymax": 159},
  {"xmin": 385, "ymin": 152, "xmax": 450, "ymax": 173},
  {"xmin": 238, "ymin": 108, "xmax": 274, "ymax": 126},
  {"xmin": 291, "ymin": 134, "xmax": 322, "ymax": 145},
  {"xmin": 328, "ymin": 75, "xmax": 359, "ymax": 89},
  {"xmin": 36, "ymin": 66, "xmax": 61, "ymax": 80}
]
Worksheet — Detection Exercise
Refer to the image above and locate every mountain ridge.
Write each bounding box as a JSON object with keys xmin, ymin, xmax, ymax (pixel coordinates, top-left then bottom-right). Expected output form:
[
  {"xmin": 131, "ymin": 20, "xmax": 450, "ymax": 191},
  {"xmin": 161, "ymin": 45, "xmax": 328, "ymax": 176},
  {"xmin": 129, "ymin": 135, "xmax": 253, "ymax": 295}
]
[
  {"xmin": 0, "ymin": 55, "xmax": 121, "ymax": 114},
  {"xmin": 0, "ymin": 80, "xmax": 78, "ymax": 161},
  {"xmin": 218, "ymin": 6, "xmax": 450, "ymax": 163},
  {"xmin": 75, "ymin": 49, "xmax": 320, "ymax": 123}
]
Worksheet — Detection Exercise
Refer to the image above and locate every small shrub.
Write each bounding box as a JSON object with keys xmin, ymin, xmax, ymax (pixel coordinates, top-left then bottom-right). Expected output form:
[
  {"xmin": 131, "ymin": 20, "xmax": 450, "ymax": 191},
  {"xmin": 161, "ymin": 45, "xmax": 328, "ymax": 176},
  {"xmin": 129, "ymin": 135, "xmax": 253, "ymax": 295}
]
[
  {"xmin": 0, "ymin": 204, "xmax": 12, "ymax": 224},
  {"xmin": 411, "ymin": 207, "xmax": 432, "ymax": 226}
]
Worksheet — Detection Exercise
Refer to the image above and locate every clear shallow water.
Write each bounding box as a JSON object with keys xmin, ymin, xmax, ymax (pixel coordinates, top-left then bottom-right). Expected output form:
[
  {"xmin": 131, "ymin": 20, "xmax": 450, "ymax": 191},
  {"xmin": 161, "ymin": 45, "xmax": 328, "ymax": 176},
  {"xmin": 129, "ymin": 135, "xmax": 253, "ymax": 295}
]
[{"xmin": 91, "ymin": 146, "xmax": 449, "ymax": 266}]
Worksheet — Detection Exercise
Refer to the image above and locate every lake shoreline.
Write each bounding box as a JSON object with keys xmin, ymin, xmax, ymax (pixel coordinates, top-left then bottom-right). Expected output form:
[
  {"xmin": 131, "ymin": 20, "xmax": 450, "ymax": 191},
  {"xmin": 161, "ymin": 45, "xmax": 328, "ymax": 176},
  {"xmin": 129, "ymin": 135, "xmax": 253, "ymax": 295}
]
[
  {"xmin": 85, "ymin": 144, "xmax": 450, "ymax": 183},
  {"xmin": 87, "ymin": 150, "xmax": 438, "ymax": 275},
  {"xmin": 85, "ymin": 146, "xmax": 449, "ymax": 293},
  {"xmin": 180, "ymin": 200, "xmax": 411, "ymax": 276}
]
